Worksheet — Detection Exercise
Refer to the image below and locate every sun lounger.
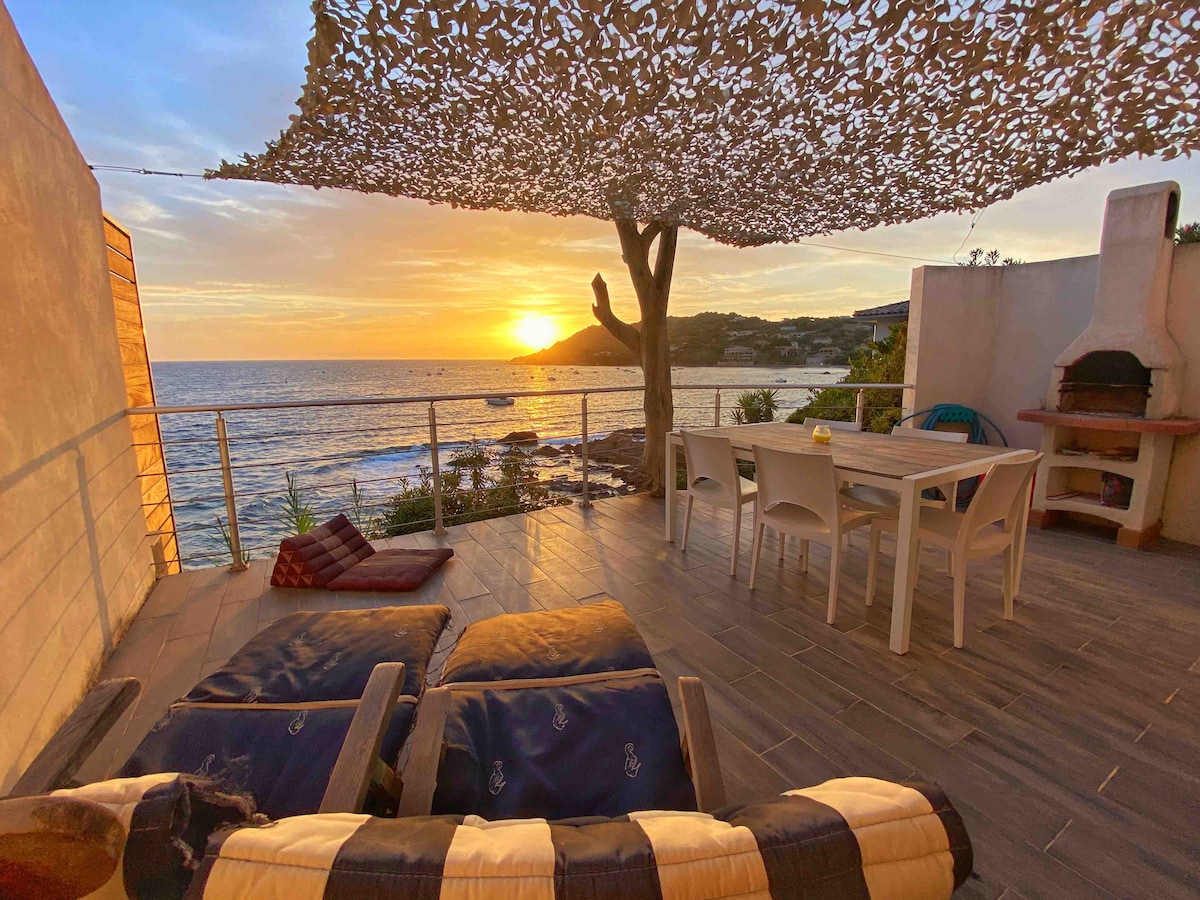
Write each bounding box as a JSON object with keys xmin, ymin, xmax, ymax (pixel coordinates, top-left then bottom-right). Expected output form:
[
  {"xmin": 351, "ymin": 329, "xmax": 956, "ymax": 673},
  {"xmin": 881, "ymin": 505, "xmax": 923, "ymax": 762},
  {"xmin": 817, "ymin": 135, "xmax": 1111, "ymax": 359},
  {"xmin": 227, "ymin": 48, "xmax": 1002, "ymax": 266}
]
[
  {"xmin": 118, "ymin": 605, "xmax": 450, "ymax": 818},
  {"xmin": 7, "ymin": 601, "xmax": 975, "ymax": 899},
  {"xmin": 400, "ymin": 600, "xmax": 726, "ymax": 818}
]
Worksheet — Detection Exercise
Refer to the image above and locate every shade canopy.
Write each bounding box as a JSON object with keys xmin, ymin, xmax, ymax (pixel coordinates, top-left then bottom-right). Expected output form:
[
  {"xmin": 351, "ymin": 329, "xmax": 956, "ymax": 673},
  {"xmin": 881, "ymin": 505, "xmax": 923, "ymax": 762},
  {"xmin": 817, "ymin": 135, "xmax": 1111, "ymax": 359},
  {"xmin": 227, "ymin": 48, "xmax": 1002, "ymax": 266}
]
[{"xmin": 210, "ymin": 0, "xmax": 1200, "ymax": 246}]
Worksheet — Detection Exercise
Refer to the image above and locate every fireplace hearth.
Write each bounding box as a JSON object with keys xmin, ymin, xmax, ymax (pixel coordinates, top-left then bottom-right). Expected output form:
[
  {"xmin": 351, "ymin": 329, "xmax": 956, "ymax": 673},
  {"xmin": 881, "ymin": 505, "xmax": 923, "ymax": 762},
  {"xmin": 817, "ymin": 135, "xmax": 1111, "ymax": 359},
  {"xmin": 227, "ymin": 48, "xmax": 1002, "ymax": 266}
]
[{"xmin": 1058, "ymin": 350, "xmax": 1152, "ymax": 417}]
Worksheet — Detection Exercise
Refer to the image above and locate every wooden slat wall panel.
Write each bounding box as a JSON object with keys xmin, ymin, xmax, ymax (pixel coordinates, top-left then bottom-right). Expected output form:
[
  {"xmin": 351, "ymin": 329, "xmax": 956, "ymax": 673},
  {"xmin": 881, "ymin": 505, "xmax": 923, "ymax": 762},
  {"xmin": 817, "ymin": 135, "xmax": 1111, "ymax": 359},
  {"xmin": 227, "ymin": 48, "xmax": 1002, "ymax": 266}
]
[
  {"xmin": 104, "ymin": 219, "xmax": 132, "ymax": 258},
  {"xmin": 107, "ymin": 246, "xmax": 135, "ymax": 283},
  {"xmin": 105, "ymin": 215, "xmax": 180, "ymax": 576},
  {"xmin": 109, "ymin": 277, "xmax": 141, "ymax": 311}
]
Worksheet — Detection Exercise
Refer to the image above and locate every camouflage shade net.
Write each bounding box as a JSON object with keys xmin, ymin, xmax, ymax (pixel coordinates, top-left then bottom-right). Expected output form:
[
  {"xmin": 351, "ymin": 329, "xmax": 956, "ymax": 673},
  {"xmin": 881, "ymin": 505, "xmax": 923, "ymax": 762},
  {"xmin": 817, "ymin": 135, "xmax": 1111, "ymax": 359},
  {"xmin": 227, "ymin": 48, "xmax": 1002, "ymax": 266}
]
[{"xmin": 210, "ymin": 0, "xmax": 1200, "ymax": 244}]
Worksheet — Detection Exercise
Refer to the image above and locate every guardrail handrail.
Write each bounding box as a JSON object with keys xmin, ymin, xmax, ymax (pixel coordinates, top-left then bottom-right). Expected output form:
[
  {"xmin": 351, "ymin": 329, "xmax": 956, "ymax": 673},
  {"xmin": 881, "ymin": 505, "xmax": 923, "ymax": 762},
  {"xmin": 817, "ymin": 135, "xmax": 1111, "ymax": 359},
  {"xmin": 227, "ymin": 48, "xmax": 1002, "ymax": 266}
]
[
  {"xmin": 130, "ymin": 380, "xmax": 911, "ymax": 571},
  {"xmin": 125, "ymin": 382, "xmax": 912, "ymax": 416}
]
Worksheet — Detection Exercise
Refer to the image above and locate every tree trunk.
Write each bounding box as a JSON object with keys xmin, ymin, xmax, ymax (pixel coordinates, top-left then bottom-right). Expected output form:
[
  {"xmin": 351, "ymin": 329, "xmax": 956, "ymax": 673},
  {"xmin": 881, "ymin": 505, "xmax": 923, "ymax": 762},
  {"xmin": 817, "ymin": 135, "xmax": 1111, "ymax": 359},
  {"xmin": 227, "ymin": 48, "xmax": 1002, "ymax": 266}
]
[{"xmin": 591, "ymin": 219, "xmax": 677, "ymax": 495}]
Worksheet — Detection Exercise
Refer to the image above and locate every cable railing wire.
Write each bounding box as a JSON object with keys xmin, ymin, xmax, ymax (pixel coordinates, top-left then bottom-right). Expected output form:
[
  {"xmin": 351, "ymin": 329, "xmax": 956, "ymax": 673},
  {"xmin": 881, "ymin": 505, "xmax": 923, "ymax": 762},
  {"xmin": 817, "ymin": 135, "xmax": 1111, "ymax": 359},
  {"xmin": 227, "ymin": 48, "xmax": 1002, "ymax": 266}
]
[{"xmin": 137, "ymin": 382, "xmax": 909, "ymax": 570}]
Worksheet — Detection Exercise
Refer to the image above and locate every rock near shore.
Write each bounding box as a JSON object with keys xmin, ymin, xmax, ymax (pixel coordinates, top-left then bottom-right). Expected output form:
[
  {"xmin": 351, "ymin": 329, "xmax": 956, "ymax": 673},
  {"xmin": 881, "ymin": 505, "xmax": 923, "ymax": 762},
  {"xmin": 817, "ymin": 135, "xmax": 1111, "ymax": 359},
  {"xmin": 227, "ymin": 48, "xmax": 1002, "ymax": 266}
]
[{"xmin": 497, "ymin": 430, "xmax": 539, "ymax": 445}]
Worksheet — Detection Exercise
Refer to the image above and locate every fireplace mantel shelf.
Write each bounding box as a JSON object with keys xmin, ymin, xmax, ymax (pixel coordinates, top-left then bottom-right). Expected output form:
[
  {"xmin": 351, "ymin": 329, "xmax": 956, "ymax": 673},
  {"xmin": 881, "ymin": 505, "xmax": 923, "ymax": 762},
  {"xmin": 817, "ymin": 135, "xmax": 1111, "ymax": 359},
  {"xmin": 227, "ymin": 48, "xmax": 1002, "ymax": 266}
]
[{"xmin": 1017, "ymin": 409, "xmax": 1200, "ymax": 434}]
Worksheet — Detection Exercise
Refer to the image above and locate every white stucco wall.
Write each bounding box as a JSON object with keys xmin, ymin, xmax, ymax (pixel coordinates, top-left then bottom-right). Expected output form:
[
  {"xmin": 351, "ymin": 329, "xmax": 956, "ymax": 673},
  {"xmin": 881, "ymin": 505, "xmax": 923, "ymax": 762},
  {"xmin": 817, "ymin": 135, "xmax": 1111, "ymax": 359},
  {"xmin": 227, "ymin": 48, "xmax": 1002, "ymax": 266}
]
[
  {"xmin": 1162, "ymin": 242, "xmax": 1200, "ymax": 543},
  {"xmin": 0, "ymin": 4, "xmax": 155, "ymax": 790},
  {"xmin": 905, "ymin": 237, "xmax": 1200, "ymax": 545}
]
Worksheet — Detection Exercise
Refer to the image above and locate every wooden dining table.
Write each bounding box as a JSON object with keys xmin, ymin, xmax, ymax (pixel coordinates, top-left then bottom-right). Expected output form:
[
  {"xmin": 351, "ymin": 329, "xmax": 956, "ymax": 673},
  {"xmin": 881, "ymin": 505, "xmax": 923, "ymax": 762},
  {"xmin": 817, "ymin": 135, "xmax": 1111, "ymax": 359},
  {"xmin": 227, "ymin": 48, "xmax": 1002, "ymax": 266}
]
[{"xmin": 665, "ymin": 422, "xmax": 1034, "ymax": 654}]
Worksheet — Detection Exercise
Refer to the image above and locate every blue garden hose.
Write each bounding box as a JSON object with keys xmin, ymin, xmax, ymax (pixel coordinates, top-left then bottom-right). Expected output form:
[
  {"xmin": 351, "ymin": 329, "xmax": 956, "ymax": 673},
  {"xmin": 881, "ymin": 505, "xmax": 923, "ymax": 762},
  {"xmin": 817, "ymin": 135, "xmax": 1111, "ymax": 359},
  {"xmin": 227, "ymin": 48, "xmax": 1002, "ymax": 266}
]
[
  {"xmin": 897, "ymin": 403, "xmax": 1009, "ymax": 447},
  {"xmin": 897, "ymin": 404, "xmax": 1009, "ymax": 505}
]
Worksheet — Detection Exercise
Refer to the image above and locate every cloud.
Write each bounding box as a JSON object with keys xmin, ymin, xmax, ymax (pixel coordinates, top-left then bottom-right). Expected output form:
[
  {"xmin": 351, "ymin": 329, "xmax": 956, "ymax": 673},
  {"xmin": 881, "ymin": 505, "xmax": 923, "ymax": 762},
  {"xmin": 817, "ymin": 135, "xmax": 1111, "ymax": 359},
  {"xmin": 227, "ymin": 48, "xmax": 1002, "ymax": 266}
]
[{"xmin": 11, "ymin": 1, "xmax": 1199, "ymax": 361}]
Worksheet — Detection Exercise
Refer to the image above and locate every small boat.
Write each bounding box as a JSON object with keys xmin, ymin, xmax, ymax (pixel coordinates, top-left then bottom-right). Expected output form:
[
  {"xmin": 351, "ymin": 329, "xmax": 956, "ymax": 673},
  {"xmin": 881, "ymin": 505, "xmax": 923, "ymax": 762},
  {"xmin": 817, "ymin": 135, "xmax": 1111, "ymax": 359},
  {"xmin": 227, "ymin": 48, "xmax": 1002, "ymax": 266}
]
[{"xmin": 487, "ymin": 397, "xmax": 515, "ymax": 406}]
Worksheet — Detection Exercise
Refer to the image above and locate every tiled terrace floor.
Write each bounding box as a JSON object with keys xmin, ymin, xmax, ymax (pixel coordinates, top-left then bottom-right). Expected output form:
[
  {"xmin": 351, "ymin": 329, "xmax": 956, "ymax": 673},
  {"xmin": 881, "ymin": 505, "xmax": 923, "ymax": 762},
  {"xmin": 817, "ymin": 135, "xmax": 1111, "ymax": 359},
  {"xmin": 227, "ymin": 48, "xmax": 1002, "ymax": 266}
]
[{"xmin": 79, "ymin": 495, "xmax": 1198, "ymax": 898}]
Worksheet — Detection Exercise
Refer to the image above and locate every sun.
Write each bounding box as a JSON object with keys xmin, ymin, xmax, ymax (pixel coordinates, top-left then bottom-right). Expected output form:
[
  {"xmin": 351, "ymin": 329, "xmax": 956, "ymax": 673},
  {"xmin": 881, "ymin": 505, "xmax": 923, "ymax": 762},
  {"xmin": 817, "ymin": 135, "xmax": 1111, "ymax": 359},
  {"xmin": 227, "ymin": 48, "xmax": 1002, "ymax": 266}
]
[{"xmin": 512, "ymin": 314, "xmax": 559, "ymax": 351}]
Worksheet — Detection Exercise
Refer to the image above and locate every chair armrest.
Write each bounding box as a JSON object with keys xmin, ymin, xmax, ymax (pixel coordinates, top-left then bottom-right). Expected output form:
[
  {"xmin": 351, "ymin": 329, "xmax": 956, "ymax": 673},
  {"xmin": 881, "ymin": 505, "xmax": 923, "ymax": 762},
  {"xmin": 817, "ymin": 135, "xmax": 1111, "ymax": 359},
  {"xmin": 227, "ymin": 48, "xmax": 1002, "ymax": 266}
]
[
  {"xmin": 397, "ymin": 686, "xmax": 451, "ymax": 816},
  {"xmin": 319, "ymin": 662, "xmax": 405, "ymax": 814},
  {"xmin": 9, "ymin": 678, "xmax": 141, "ymax": 797},
  {"xmin": 679, "ymin": 676, "xmax": 726, "ymax": 812}
]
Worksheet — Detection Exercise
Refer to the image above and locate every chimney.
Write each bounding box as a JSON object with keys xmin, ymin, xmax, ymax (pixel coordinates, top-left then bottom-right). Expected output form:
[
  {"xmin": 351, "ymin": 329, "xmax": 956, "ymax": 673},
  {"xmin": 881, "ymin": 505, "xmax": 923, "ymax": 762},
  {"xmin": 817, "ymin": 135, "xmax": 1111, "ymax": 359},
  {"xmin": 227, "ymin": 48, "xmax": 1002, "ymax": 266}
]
[{"xmin": 1050, "ymin": 181, "xmax": 1185, "ymax": 418}]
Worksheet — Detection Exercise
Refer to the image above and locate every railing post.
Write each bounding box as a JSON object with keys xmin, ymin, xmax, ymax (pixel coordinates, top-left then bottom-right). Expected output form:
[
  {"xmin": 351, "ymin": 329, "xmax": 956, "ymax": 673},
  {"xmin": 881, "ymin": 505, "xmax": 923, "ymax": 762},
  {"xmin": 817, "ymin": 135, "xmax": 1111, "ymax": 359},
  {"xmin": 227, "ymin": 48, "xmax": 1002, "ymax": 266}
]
[
  {"xmin": 428, "ymin": 403, "xmax": 446, "ymax": 535},
  {"xmin": 215, "ymin": 413, "xmax": 246, "ymax": 572},
  {"xmin": 579, "ymin": 394, "xmax": 592, "ymax": 508},
  {"xmin": 854, "ymin": 388, "xmax": 866, "ymax": 427},
  {"xmin": 714, "ymin": 388, "xmax": 721, "ymax": 426}
]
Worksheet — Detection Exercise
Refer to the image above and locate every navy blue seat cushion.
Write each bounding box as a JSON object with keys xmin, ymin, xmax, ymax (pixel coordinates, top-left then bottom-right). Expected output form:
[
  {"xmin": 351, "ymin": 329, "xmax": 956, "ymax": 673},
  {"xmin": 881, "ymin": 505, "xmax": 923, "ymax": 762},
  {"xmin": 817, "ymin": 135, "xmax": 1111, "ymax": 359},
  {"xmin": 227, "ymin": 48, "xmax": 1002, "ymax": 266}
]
[
  {"xmin": 121, "ymin": 702, "xmax": 416, "ymax": 820},
  {"xmin": 185, "ymin": 606, "xmax": 449, "ymax": 703},
  {"xmin": 432, "ymin": 673, "xmax": 697, "ymax": 820},
  {"xmin": 439, "ymin": 599, "xmax": 654, "ymax": 684},
  {"xmin": 120, "ymin": 605, "xmax": 450, "ymax": 819}
]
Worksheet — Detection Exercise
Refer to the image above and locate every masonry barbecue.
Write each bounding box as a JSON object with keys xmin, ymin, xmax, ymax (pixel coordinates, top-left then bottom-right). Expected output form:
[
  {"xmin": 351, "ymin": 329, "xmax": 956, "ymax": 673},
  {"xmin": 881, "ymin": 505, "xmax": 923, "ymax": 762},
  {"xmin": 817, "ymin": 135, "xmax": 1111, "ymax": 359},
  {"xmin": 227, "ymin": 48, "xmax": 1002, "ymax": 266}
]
[{"xmin": 1019, "ymin": 182, "xmax": 1200, "ymax": 548}]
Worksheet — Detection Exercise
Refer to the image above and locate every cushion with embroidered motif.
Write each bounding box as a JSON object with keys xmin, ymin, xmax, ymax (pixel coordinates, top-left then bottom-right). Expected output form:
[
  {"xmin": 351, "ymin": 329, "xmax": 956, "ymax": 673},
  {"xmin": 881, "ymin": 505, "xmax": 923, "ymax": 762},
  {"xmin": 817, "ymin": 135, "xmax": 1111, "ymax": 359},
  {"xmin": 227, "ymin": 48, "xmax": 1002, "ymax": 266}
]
[
  {"xmin": 119, "ymin": 703, "xmax": 415, "ymax": 820},
  {"xmin": 440, "ymin": 599, "xmax": 653, "ymax": 684},
  {"xmin": 432, "ymin": 673, "xmax": 695, "ymax": 820}
]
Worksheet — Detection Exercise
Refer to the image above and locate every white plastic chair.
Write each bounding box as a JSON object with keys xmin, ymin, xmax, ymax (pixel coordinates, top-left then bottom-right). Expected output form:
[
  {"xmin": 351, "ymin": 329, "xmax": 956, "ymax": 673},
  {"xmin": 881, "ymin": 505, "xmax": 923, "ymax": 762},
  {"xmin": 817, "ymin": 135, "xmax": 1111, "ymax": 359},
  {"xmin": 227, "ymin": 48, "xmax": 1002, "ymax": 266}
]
[
  {"xmin": 680, "ymin": 431, "xmax": 758, "ymax": 576},
  {"xmin": 842, "ymin": 426, "xmax": 968, "ymax": 514},
  {"xmin": 867, "ymin": 453, "xmax": 1041, "ymax": 648},
  {"xmin": 803, "ymin": 417, "xmax": 862, "ymax": 432},
  {"xmin": 748, "ymin": 445, "xmax": 874, "ymax": 624}
]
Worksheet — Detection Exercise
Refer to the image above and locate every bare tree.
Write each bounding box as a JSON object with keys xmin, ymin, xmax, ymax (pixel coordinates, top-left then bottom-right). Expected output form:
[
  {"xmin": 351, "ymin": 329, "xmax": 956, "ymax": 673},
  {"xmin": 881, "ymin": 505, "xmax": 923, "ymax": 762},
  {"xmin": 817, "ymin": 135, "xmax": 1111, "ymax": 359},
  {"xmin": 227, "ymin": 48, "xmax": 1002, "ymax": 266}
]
[{"xmin": 211, "ymin": 1, "xmax": 1200, "ymax": 493}]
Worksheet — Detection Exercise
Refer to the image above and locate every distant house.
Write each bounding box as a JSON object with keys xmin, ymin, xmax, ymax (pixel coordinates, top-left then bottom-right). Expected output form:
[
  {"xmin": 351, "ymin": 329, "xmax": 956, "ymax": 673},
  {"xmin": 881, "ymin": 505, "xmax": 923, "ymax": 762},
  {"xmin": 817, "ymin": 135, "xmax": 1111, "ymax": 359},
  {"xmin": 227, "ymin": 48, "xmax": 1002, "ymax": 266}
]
[
  {"xmin": 723, "ymin": 345, "xmax": 756, "ymax": 363},
  {"xmin": 780, "ymin": 345, "xmax": 803, "ymax": 358},
  {"xmin": 728, "ymin": 329, "xmax": 756, "ymax": 338},
  {"xmin": 811, "ymin": 335, "xmax": 833, "ymax": 346},
  {"xmin": 852, "ymin": 300, "xmax": 909, "ymax": 341},
  {"xmin": 779, "ymin": 325, "xmax": 797, "ymax": 333},
  {"xmin": 805, "ymin": 346, "xmax": 845, "ymax": 366}
]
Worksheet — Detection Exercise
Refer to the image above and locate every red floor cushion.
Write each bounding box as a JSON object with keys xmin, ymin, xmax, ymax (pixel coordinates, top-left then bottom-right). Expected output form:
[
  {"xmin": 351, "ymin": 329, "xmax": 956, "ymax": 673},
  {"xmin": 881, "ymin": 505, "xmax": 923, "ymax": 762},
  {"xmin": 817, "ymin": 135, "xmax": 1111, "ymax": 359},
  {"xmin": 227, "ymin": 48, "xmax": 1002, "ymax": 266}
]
[
  {"xmin": 270, "ymin": 515, "xmax": 374, "ymax": 587},
  {"xmin": 326, "ymin": 548, "xmax": 454, "ymax": 592}
]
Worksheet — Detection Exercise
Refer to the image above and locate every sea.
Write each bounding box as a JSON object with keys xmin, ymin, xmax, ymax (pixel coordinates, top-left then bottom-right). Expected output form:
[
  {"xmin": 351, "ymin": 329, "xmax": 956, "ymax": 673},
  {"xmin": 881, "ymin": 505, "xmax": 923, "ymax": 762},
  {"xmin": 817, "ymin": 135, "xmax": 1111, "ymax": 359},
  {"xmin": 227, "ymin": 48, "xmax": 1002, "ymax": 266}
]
[{"xmin": 152, "ymin": 360, "xmax": 849, "ymax": 567}]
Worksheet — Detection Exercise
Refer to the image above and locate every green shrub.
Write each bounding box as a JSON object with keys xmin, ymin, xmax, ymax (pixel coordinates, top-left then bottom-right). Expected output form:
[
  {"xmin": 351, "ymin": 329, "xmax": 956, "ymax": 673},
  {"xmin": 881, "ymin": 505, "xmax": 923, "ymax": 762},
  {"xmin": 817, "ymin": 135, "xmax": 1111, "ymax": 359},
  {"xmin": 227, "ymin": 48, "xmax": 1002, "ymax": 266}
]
[
  {"xmin": 1176, "ymin": 222, "xmax": 1200, "ymax": 244},
  {"xmin": 730, "ymin": 389, "xmax": 780, "ymax": 425},
  {"xmin": 787, "ymin": 324, "xmax": 907, "ymax": 433},
  {"xmin": 278, "ymin": 471, "xmax": 317, "ymax": 535},
  {"xmin": 379, "ymin": 440, "xmax": 553, "ymax": 536}
]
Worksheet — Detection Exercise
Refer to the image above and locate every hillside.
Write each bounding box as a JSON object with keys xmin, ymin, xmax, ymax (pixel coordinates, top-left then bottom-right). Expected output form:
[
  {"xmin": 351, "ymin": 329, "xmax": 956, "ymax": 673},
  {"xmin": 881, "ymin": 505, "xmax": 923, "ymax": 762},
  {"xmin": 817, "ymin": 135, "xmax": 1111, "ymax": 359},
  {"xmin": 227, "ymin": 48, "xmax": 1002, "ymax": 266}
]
[{"xmin": 511, "ymin": 311, "xmax": 873, "ymax": 366}]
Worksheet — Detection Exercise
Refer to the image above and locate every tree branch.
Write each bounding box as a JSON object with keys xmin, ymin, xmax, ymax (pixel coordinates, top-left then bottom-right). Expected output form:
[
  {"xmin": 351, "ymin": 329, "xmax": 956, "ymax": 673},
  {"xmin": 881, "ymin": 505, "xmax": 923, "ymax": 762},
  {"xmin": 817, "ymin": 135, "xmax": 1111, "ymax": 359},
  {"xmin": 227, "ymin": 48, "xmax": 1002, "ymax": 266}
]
[
  {"xmin": 641, "ymin": 221, "xmax": 664, "ymax": 249},
  {"xmin": 591, "ymin": 272, "xmax": 641, "ymax": 357},
  {"xmin": 653, "ymin": 225, "xmax": 678, "ymax": 303}
]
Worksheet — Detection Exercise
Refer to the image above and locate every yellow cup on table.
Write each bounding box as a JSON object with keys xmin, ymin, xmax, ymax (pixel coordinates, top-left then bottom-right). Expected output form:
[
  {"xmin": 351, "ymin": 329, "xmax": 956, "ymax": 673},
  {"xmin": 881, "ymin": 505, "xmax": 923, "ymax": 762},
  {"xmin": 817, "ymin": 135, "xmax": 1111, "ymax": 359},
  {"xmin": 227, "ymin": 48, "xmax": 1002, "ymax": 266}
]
[{"xmin": 812, "ymin": 424, "xmax": 832, "ymax": 444}]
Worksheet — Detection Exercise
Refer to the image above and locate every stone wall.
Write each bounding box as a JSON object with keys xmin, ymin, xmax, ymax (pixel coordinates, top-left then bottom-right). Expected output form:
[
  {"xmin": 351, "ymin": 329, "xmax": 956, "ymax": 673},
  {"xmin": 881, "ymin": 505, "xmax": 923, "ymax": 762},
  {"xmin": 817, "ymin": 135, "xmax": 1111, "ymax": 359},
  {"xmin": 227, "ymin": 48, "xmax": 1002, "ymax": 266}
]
[{"xmin": 0, "ymin": 3, "xmax": 156, "ymax": 790}]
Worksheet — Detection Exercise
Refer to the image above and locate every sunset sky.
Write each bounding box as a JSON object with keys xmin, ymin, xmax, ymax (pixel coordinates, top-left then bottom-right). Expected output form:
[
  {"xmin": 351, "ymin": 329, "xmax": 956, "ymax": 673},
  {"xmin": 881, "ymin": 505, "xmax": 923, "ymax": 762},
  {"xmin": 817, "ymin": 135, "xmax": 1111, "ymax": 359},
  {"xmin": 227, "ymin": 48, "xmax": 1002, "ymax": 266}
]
[{"xmin": 11, "ymin": 0, "xmax": 1200, "ymax": 361}]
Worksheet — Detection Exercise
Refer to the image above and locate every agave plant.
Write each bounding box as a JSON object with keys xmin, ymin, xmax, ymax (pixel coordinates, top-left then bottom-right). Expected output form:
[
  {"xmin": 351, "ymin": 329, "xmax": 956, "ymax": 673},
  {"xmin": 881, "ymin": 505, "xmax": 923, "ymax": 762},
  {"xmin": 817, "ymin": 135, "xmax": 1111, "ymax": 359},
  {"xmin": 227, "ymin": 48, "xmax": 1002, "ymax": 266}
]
[{"xmin": 730, "ymin": 389, "xmax": 780, "ymax": 425}]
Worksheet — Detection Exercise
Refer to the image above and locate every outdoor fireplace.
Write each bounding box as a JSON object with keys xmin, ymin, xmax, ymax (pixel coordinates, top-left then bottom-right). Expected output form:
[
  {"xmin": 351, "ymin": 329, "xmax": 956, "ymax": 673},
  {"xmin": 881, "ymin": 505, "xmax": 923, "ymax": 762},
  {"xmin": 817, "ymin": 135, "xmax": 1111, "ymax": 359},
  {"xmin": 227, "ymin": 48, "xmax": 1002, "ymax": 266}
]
[
  {"xmin": 1048, "ymin": 181, "xmax": 1184, "ymax": 420},
  {"xmin": 1057, "ymin": 350, "xmax": 1152, "ymax": 417},
  {"xmin": 1019, "ymin": 182, "xmax": 1200, "ymax": 549}
]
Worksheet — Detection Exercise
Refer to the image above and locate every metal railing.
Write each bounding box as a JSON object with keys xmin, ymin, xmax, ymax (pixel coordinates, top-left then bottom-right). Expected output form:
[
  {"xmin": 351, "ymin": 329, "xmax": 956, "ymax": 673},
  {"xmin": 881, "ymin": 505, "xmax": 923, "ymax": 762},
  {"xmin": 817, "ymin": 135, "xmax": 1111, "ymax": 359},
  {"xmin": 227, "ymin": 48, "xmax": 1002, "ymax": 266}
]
[{"xmin": 127, "ymin": 382, "xmax": 910, "ymax": 571}]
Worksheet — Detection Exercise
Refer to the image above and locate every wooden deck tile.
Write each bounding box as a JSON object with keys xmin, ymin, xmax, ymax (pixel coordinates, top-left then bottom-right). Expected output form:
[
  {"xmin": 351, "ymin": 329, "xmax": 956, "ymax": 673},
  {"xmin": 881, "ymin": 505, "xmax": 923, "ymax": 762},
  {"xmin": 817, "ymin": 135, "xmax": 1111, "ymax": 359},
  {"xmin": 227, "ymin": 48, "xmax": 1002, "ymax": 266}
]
[{"xmin": 78, "ymin": 494, "xmax": 1199, "ymax": 898}]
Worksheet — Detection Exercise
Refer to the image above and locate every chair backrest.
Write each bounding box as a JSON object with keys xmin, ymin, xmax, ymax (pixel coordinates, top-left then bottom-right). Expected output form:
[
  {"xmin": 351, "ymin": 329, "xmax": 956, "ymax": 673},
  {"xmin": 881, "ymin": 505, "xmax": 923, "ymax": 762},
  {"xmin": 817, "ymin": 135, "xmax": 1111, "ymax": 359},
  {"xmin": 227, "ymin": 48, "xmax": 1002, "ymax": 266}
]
[
  {"xmin": 962, "ymin": 454, "xmax": 1042, "ymax": 539},
  {"xmin": 752, "ymin": 445, "xmax": 840, "ymax": 528},
  {"xmin": 804, "ymin": 417, "xmax": 862, "ymax": 432},
  {"xmin": 681, "ymin": 431, "xmax": 742, "ymax": 499},
  {"xmin": 892, "ymin": 425, "xmax": 969, "ymax": 443}
]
